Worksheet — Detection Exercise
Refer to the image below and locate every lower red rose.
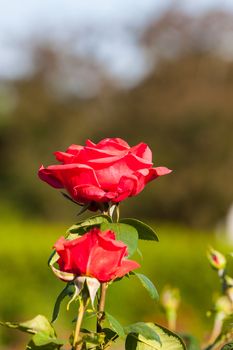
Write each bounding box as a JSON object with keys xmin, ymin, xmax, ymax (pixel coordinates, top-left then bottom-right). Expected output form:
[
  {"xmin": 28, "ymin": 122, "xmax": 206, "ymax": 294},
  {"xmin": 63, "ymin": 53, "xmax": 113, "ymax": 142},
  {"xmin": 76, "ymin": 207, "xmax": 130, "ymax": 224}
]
[{"xmin": 54, "ymin": 228, "xmax": 140, "ymax": 283}]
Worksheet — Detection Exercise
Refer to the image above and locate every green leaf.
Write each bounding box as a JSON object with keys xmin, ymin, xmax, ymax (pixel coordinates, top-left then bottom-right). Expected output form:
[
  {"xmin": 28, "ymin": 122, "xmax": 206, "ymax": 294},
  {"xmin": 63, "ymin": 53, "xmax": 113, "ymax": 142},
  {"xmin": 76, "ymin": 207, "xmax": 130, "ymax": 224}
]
[
  {"xmin": 125, "ymin": 333, "xmax": 139, "ymax": 350},
  {"xmin": 221, "ymin": 343, "xmax": 233, "ymax": 350},
  {"xmin": 181, "ymin": 334, "xmax": 200, "ymax": 350},
  {"xmin": 120, "ymin": 219, "xmax": 159, "ymax": 242},
  {"xmin": 105, "ymin": 312, "xmax": 125, "ymax": 338},
  {"xmin": 0, "ymin": 315, "xmax": 56, "ymax": 337},
  {"xmin": 133, "ymin": 273, "xmax": 159, "ymax": 300},
  {"xmin": 102, "ymin": 327, "xmax": 118, "ymax": 342},
  {"xmin": 125, "ymin": 323, "xmax": 186, "ymax": 350},
  {"xmin": 136, "ymin": 248, "xmax": 143, "ymax": 260},
  {"xmin": 67, "ymin": 214, "xmax": 112, "ymax": 234},
  {"xmin": 100, "ymin": 223, "xmax": 138, "ymax": 257},
  {"xmin": 76, "ymin": 203, "xmax": 91, "ymax": 216},
  {"xmin": 52, "ymin": 283, "xmax": 75, "ymax": 323},
  {"xmin": 27, "ymin": 331, "xmax": 64, "ymax": 349},
  {"xmin": 84, "ymin": 310, "xmax": 98, "ymax": 321},
  {"xmin": 125, "ymin": 323, "xmax": 161, "ymax": 344}
]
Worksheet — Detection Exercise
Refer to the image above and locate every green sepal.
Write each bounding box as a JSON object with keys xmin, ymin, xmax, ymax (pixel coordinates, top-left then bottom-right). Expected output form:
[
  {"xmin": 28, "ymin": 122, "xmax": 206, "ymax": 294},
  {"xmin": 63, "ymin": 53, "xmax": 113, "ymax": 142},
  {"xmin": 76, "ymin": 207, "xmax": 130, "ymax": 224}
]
[
  {"xmin": 52, "ymin": 283, "xmax": 75, "ymax": 323},
  {"xmin": 100, "ymin": 222, "xmax": 138, "ymax": 257},
  {"xmin": 48, "ymin": 250, "xmax": 59, "ymax": 267},
  {"xmin": 125, "ymin": 323, "xmax": 186, "ymax": 350},
  {"xmin": 76, "ymin": 203, "xmax": 91, "ymax": 216},
  {"xmin": 61, "ymin": 192, "xmax": 79, "ymax": 205},
  {"xmin": 105, "ymin": 312, "xmax": 125, "ymax": 338},
  {"xmin": 125, "ymin": 322, "xmax": 161, "ymax": 344},
  {"xmin": 61, "ymin": 192, "xmax": 93, "ymax": 216},
  {"xmin": 120, "ymin": 218, "xmax": 159, "ymax": 241},
  {"xmin": 132, "ymin": 273, "xmax": 159, "ymax": 300}
]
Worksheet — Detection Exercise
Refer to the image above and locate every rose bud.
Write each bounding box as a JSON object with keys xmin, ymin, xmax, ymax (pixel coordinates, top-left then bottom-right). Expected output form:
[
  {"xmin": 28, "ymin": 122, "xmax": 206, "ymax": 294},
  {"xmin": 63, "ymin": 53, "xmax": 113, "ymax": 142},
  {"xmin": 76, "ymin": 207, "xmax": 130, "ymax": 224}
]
[
  {"xmin": 38, "ymin": 138, "xmax": 172, "ymax": 206},
  {"xmin": 161, "ymin": 286, "xmax": 180, "ymax": 311},
  {"xmin": 207, "ymin": 247, "xmax": 226, "ymax": 271}
]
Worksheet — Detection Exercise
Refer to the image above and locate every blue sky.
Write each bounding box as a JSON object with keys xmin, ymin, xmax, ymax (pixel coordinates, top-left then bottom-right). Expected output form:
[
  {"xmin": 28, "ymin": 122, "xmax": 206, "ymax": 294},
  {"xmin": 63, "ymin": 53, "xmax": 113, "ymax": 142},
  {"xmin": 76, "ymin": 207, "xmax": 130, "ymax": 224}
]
[{"xmin": 1, "ymin": 0, "xmax": 233, "ymax": 81}]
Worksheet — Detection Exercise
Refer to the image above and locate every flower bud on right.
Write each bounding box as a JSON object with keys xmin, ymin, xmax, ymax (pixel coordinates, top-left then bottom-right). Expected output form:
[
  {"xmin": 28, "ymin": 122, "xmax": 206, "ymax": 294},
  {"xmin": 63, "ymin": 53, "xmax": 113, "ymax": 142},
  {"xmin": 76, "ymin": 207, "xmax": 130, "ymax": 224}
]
[
  {"xmin": 207, "ymin": 247, "xmax": 226, "ymax": 271},
  {"xmin": 161, "ymin": 286, "xmax": 180, "ymax": 311}
]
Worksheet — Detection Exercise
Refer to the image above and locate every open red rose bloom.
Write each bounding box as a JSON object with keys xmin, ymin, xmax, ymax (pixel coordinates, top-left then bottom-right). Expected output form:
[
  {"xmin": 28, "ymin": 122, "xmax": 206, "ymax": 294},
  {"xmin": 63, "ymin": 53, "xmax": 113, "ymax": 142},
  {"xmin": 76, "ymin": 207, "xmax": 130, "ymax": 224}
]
[
  {"xmin": 54, "ymin": 228, "xmax": 140, "ymax": 282},
  {"xmin": 38, "ymin": 138, "xmax": 171, "ymax": 204}
]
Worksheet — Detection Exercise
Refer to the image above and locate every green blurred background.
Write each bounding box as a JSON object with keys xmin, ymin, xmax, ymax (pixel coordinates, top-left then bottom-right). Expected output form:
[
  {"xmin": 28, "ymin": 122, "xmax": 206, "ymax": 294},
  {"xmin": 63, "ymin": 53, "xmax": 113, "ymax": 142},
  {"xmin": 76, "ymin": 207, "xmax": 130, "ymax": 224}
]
[{"xmin": 0, "ymin": 1, "xmax": 233, "ymax": 348}]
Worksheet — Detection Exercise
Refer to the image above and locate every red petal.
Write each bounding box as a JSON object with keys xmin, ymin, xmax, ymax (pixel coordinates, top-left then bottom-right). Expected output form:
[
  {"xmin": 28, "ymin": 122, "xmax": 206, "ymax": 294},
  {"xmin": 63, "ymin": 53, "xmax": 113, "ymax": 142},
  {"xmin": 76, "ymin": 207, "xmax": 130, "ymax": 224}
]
[
  {"xmin": 38, "ymin": 165, "xmax": 64, "ymax": 189},
  {"xmin": 101, "ymin": 230, "xmax": 116, "ymax": 240},
  {"xmin": 127, "ymin": 153, "xmax": 152, "ymax": 168},
  {"xmin": 130, "ymin": 143, "xmax": 152, "ymax": 163},
  {"xmin": 113, "ymin": 175, "xmax": 138, "ymax": 202},
  {"xmin": 54, "ymin": 151, "xmax": 75, "ymax": 164},
  {"xmin": 98, "ymin": 231, "xmax": 127, "ymax": 252},
  {"xmin": 54, "ymin": 229, "xmax": 99, "ymax": 275},
  {"xmin": 86, "ymin": 229, "xmax": 128, "ymax": 282},
  {"xmin": 39, "ymin": 163, "xmax": 100, "ymax": 201},
  {"xmin": 85, "ymin": 139, "xmax": 96, "ymax": 147},
  {"xmin": 74, "ymin": 184, "xmax": 112, "ymax": 203},
  {"xmin": 88, "ymin": 155, "xmax": 125, "ymax": 166},
  {"xmin": 85, "ymin": 148, "xmax": 126, "ymax": 159},
  {"xmin": 114, "ymin": 260, "xmax": 140, "ymax": 279},
  {"xmin": 137, "ymin": 166, "xmax": 172, "ymax": 184},
  {"xmin": 153, "ymin": 167, "xmax": 172, "ymax": 176},
  {"xmin": 96, "ymin": 138, "xmax": 130, "ymax": 151},
  {"xmin": 131, "ymin": 167, "xmax": 172, "ymax": 196},
  {"xmin": 66, "ymin": 144, "xmax": 83, "ymax": 155}
]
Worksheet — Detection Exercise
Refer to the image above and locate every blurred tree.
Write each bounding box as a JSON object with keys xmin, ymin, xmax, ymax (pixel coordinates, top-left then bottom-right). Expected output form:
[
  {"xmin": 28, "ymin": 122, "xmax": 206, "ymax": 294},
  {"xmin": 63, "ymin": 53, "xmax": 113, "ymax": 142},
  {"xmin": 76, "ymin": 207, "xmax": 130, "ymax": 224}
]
[{"xmin": 0, "ymin": 9, "xmax": 233, "ymax": 227}]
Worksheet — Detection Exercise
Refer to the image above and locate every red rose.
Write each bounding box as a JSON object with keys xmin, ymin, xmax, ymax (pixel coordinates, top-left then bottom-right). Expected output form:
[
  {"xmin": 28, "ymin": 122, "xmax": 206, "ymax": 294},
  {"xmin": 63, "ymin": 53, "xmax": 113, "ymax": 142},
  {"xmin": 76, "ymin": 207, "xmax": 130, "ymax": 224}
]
[
  {"xmin": 53, "ymin": 228, "xmax": 140, "ymax": 282},
  {"xmin": 38, "ymin": 138, "xmax": 171, "ymax": 204}
]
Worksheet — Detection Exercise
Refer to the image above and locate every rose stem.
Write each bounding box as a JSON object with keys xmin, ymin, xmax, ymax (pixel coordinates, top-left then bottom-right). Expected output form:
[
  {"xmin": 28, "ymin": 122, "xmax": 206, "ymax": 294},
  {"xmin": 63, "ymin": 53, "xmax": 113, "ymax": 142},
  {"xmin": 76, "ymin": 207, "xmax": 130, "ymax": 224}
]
[
  {"xmin": 97, "ymin": 282, "xmax": 108, "ymax": 332},
  {"xmin": 207, "ymin": 312, "xmax": 224, "ymax": 347},
  {"xmin": 73, "ymin": 299, "xmax": 87, "ymax": 350}
]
